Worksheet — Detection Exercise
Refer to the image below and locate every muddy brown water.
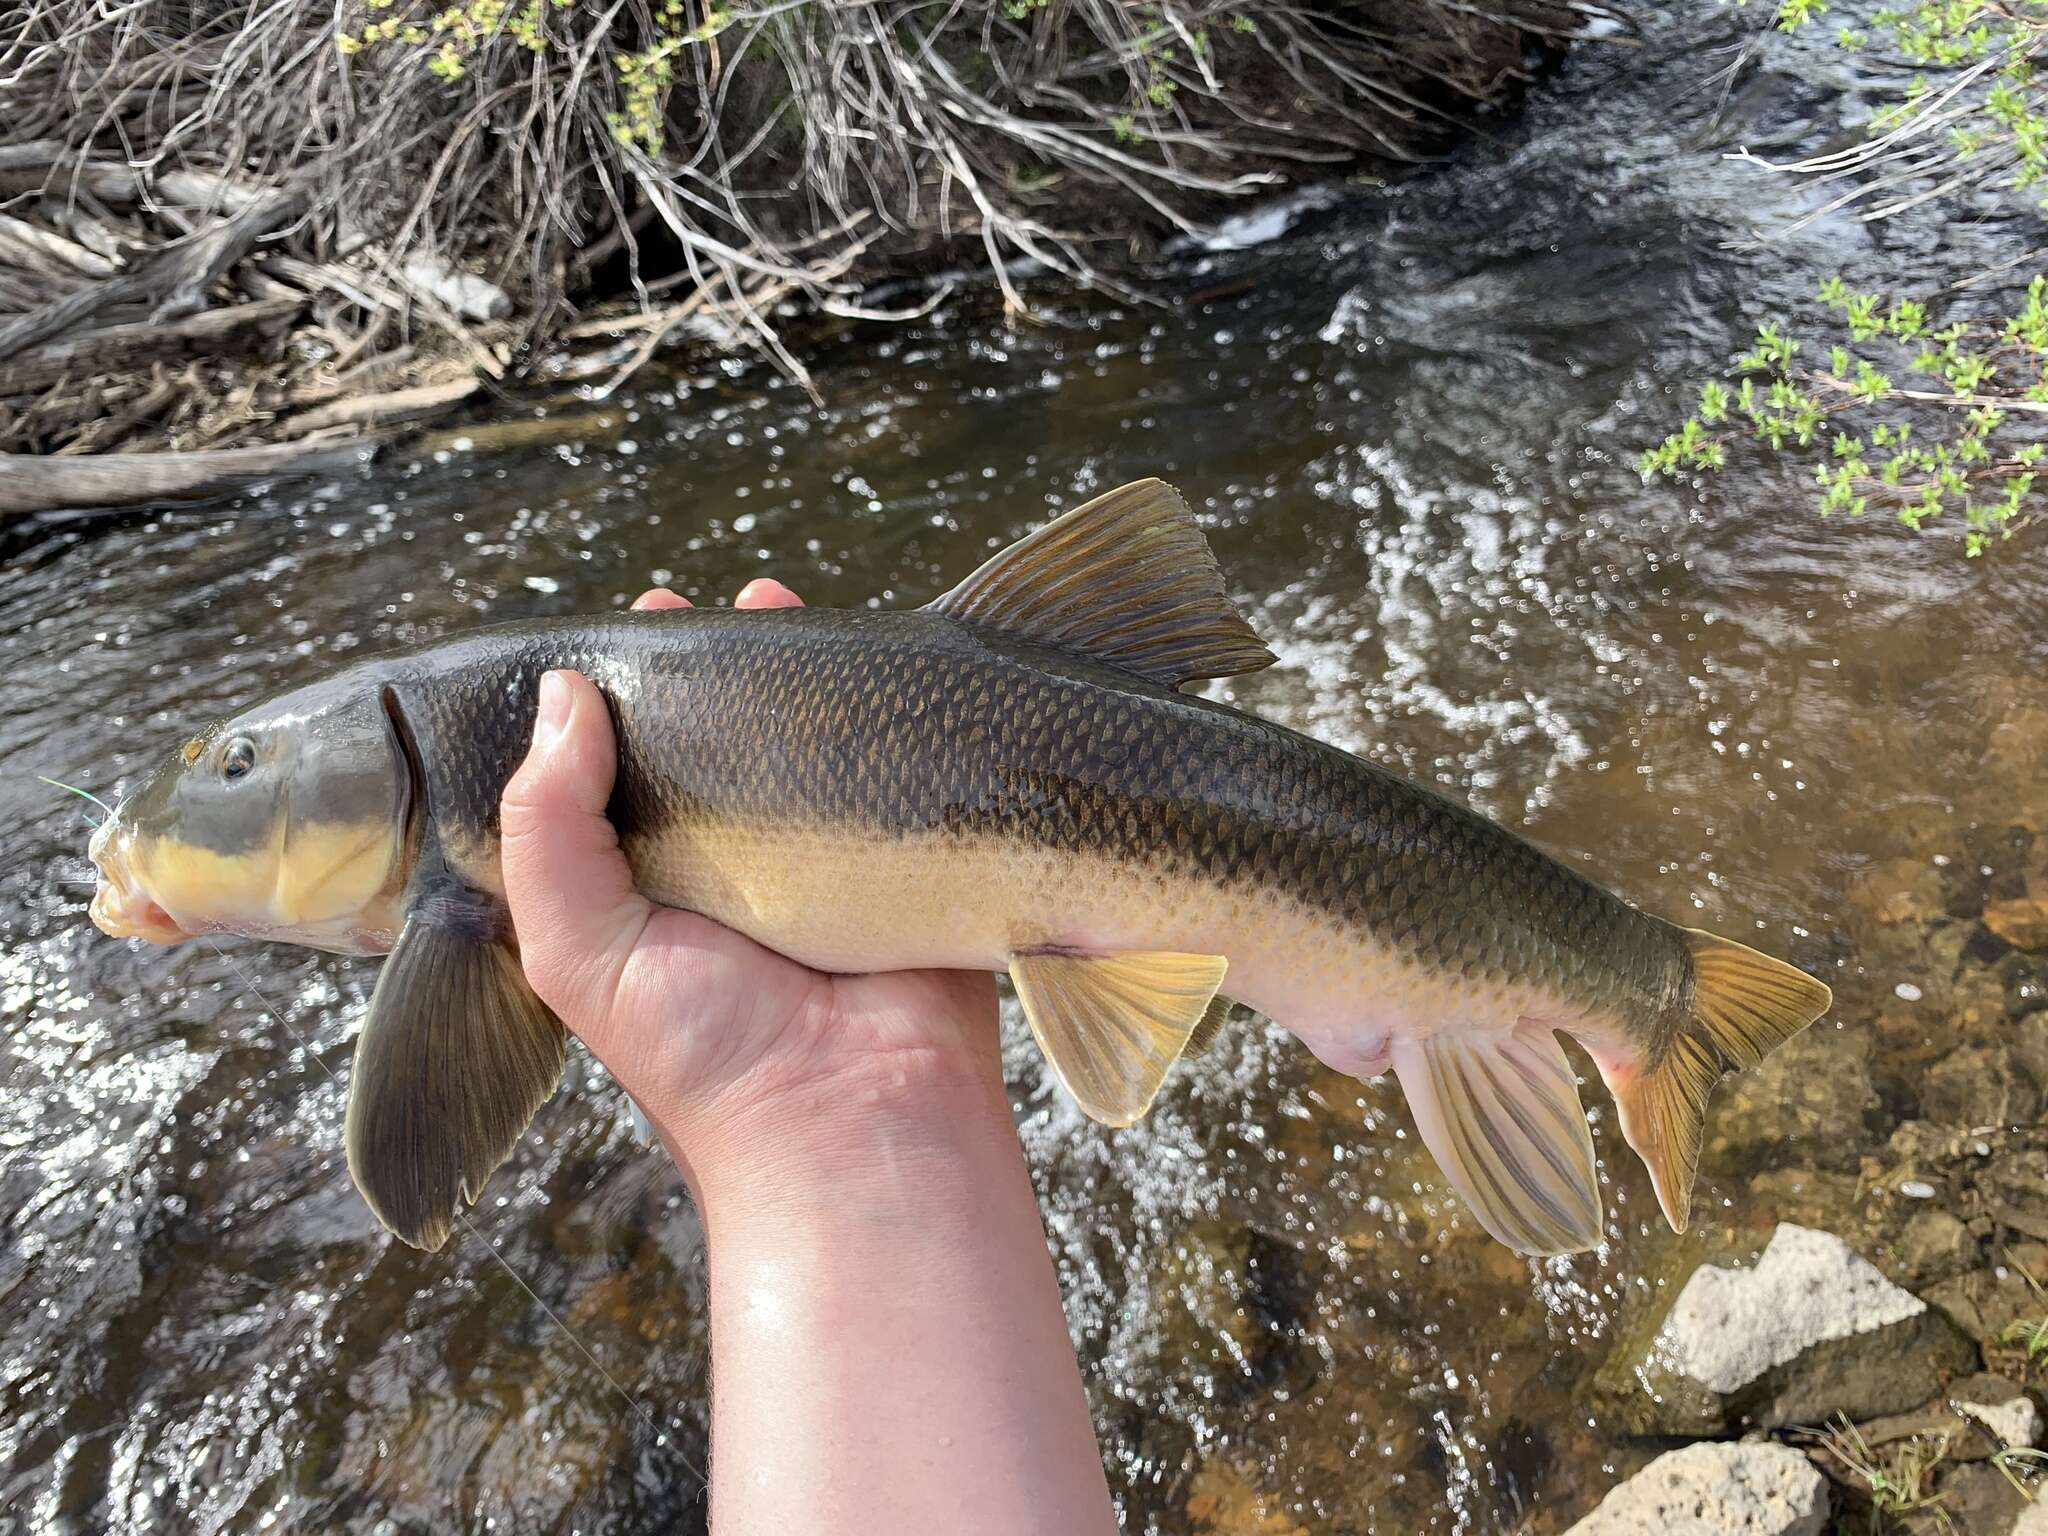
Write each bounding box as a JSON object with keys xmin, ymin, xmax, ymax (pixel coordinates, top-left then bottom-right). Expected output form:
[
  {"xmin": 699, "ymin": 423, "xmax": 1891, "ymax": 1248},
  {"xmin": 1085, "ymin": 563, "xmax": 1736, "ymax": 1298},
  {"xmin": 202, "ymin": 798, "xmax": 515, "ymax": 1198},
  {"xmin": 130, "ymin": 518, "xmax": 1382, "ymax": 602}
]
[{"xmin": 5, "ymin": 8, "xmax": 2047, "ymax": 1533}]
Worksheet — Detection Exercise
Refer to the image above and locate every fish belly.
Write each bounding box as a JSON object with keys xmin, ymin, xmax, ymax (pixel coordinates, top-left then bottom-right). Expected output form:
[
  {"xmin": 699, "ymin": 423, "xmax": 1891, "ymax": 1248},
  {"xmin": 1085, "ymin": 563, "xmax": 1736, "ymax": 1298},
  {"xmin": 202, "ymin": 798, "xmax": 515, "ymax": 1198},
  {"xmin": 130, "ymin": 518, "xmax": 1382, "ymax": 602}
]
[{"xmin": 622, "ymin": 815, "xmax": 1551, "ymax": 1078}]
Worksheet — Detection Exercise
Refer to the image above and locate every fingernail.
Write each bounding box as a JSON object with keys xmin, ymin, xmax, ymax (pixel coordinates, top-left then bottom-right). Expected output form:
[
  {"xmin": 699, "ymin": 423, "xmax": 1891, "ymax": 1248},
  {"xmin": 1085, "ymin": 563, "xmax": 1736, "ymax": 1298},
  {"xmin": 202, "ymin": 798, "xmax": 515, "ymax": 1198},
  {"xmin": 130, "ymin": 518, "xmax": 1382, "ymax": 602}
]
[{"xmin": 535, "ymin": 671, "xmax": 571, "ymax": 746}]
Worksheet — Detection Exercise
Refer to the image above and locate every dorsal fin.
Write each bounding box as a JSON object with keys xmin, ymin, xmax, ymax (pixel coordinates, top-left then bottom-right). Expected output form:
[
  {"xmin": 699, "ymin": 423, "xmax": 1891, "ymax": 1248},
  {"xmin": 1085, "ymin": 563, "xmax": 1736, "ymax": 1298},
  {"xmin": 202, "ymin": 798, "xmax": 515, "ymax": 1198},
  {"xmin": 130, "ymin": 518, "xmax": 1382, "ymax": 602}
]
[{"xmin": 924, "ymin": 479, "xmax": 1277, "ymax": 689}]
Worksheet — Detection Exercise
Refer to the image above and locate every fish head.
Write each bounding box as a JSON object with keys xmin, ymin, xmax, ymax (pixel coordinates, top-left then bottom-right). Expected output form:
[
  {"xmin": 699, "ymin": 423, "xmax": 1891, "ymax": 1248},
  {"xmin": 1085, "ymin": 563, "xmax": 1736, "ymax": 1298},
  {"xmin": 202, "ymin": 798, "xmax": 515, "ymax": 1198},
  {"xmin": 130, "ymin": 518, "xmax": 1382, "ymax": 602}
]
[{"xmin": 89, "ymin": 678, "xmax": 413, "ymax": 954}]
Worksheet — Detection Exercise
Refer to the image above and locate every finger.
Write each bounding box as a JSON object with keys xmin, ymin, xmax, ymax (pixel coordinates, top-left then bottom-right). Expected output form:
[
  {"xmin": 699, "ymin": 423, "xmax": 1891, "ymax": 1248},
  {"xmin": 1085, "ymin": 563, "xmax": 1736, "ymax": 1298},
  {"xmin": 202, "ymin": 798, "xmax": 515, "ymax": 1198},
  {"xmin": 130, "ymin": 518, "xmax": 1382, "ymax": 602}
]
[
  {"xmin": 633, "ymin": 588, "xmax": 690, "ymax": 611},
  {"xmin": 500, "ymin": 670, "xmax": 650, "ymax": 1039},
  {"xmin": 735, "ymin": 578, "xmax": 803, "ymax": 609}
]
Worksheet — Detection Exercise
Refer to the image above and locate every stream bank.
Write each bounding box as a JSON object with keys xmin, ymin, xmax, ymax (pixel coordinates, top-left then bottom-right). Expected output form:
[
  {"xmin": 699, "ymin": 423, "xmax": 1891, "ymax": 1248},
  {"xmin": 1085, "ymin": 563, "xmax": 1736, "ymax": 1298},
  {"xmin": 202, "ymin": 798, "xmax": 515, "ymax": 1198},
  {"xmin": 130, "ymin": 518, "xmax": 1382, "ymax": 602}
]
[{"xmin": 0, "ymin": 0, "xmax": 1612, "ymax": 514}]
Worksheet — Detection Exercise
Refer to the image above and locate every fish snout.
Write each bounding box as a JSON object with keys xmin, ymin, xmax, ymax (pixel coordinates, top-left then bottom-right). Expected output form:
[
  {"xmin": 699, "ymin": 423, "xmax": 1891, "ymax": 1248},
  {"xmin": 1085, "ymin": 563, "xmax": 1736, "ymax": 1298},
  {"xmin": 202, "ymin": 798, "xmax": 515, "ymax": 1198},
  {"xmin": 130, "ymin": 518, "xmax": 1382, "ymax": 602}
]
[
  {"xmin": 87, "ymin": 820, "xmax": 191, "ymax": 943},
  {"xmin": 86, "ymin": 814, "xmax": 116, "ymax": 870}
]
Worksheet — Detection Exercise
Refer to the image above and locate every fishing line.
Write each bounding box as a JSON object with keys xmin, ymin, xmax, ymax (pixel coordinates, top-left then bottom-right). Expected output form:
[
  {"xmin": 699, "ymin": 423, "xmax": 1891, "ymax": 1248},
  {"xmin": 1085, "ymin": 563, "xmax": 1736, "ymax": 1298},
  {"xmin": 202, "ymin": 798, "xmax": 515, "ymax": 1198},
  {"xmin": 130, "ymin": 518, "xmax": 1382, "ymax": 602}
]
[
  {"xmin": 199, "ymin": 937, "xmax": 692, "ymax": 1472},
  {"xmin": 38, "ymin": 775, "xmax": 114, "ymax": 819},
  {"xmin": 39, "ymin": 776, "xmax": 109, "ymax": 829}
]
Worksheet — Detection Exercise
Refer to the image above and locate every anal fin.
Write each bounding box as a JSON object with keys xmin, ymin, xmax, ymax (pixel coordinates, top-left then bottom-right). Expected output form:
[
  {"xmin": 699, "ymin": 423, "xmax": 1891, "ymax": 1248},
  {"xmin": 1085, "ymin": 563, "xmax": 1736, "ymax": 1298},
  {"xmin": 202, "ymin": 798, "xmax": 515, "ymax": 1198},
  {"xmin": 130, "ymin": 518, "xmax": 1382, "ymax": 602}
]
[
  {"xmin": 345, "ymin": 875, "xmax": 566, "ymax": 1251},
  {"xmin": 1184, "ymin": 994, "xmax": 1236, "ymax": 1057},
  {"xmin": 1390, "ymin": 1022, "xmax": 1604, "ymax": 1257},
  {"xmin": 1009, "ymin": 950, "xmax": 1228, "ymax": 1126}
]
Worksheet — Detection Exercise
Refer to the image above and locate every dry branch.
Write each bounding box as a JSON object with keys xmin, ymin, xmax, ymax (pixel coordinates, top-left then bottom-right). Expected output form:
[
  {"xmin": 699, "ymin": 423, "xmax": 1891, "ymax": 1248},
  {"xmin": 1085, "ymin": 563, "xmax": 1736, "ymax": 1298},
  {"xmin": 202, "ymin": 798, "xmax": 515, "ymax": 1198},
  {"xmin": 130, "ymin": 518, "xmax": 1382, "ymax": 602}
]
[
  {"xmin": 281, "ymin": 375, "xmax": 480, "ymax": 434},
  {"xmin": 0, "ymin": 0, "xmax": 1615, "ymax": 503},
  {"xmin": 0, "ymin": 185, "xmax": 307, "ymax": 358},
  {"xmin": 0, "ymin": 300, "xmax": 301, "ymax": 393},
  {"xmin": 0, "ymin": 437, "xmax": 374, "ymax": 515}
]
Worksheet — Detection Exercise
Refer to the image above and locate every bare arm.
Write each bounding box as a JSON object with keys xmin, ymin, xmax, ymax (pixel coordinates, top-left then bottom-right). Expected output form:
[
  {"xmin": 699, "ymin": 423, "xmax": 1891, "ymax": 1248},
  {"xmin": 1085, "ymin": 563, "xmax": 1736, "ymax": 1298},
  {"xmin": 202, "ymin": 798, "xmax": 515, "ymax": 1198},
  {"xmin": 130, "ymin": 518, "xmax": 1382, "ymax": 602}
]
[
  {"xmin": 689, "ymin": 1044, "xmax": 1113, "ymax": 1533},
  {"xmin": 498, "ymin": 581, "xmax": 1118, "ymax": 1536}
]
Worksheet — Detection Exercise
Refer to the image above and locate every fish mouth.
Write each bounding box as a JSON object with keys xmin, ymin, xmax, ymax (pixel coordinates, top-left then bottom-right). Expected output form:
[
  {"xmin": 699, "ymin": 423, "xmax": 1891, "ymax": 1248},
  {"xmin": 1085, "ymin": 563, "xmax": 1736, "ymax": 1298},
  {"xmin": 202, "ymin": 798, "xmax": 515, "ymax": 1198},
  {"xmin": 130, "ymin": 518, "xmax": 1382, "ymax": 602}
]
[{"xmin": 87, "ymin": 818, "xmax": 194, "ymax": 944}]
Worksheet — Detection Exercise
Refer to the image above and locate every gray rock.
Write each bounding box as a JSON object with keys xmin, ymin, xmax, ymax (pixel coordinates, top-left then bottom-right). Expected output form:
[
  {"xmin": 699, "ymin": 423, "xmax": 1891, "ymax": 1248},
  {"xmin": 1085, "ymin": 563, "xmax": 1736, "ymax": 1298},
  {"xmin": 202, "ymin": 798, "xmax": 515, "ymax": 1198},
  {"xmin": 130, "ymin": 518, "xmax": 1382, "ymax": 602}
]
[
  {"xmin": 1563, "ymin": 1441, "xmax": 1829, "ymax": 1536},
  {"xmin": 1663, "ymin": 1225, "xmax": 1925, "ymax": 1392},
  {"xmin": 1957, "ymin": 1392, "xmax": 2039, "ymax": 1458},
  {"xmin": 1929, "ymin": 1459, "xmax": 2030, "ymax": 1535},
  {"xmin": 2012, "ymin": 1495, "xmax": 2048, "ymax": 1535},
  {"xmin": 1601, "ymin": 1224, "xmax": 1979, "ymax": 1434}
]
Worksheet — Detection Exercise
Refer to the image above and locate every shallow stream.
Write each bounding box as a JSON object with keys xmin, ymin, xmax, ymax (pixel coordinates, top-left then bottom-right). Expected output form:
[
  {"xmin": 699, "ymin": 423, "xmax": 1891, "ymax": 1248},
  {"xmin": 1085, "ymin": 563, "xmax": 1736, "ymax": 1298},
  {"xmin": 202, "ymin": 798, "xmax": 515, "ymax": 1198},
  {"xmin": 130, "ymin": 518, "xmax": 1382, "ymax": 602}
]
[{"xmin": 5, "ymin": 6, "xmax": 2047, "ymax": 1531}]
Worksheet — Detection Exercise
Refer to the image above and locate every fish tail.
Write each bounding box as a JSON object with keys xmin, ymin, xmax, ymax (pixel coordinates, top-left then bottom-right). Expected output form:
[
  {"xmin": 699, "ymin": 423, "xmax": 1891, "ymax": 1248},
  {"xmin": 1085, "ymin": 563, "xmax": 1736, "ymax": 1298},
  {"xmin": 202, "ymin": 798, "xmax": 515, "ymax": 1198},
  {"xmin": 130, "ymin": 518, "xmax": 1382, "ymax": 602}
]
[{"xmin": 1599, "ymin": 927, "xmax": 1832, "ymax": 1235}]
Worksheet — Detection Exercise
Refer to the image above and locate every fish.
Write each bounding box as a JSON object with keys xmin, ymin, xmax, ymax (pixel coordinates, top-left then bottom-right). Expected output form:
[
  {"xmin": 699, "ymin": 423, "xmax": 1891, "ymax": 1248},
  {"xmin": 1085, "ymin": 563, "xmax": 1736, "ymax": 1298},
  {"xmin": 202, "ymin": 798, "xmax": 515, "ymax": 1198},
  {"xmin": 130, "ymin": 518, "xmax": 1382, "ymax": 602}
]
[{"xmin": 86, "ymin": 479, "xmax": 1832, "ymax": 1254}]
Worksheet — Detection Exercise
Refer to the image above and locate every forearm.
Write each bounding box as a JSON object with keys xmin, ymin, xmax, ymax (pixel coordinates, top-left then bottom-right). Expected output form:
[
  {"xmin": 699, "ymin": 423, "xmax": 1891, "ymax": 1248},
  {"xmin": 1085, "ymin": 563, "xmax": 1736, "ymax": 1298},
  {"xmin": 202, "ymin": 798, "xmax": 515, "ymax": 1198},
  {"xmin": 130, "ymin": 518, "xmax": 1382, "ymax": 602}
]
[{"xmin": 682, "ymin": 1058, "xmax": 1117, "ymax": 1536}]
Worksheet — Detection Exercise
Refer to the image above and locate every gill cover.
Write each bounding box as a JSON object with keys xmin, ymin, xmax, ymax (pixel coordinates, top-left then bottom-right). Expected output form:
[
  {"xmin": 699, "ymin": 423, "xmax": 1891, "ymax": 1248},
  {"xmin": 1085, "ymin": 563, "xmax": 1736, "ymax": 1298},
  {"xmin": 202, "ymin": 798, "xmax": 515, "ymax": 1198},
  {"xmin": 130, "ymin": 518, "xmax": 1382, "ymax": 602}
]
[{"xmin": 345, "ymin": 686, "xmax": 567, "ymax": 1251}]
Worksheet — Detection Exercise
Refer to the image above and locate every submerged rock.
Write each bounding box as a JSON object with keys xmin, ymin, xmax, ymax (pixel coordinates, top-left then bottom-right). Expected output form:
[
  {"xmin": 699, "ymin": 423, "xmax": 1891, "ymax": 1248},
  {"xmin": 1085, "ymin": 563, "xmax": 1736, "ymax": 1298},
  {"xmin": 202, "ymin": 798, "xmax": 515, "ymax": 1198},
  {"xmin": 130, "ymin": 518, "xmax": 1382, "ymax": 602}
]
[
  {"xmin": 1921, "ymin": 1044, "xmax": 2043, "ymax": 1130},
  {"xmin": 1562, "ymin": 1441, "xmax": 1828, "ymax": 1536},
  {"xmin": 1927, "ymin": 1244, "xmax": 2048, "ymax": 1344},
  {"xmin": 1897, "ymin": 1208, "xmax": 1978, "ymax": 1284},
  {"xmin": 1599, "ymin": 1224, "xmax": 1977, "ymax": 1434},
  {"xmin": 1985, "ymin": 897, "xmax": 2048, "ymax": 952},
  {"xmin": 1183, "ymin": 1460, "xmax": 1310, "ymax": 1536}
]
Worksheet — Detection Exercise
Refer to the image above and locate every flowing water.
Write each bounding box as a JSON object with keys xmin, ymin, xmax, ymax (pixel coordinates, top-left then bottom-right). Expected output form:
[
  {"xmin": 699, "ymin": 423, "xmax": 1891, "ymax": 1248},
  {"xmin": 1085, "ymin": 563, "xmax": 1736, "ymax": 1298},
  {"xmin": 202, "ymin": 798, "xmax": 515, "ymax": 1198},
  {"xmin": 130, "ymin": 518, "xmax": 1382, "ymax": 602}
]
[{"xmin": 6, "ymin": 7, "xmax": 2047, "ymax": 1533}]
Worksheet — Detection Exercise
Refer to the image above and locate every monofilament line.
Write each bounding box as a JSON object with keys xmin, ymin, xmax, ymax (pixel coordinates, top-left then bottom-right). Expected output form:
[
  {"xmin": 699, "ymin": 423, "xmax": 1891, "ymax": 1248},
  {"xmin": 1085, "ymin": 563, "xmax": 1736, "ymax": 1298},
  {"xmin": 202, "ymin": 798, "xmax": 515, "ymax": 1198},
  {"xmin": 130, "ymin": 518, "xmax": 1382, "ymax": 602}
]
[
  {"xmin": 201, "ymin": 937, "xmax": 692, "ymax": 1471},
  {"xmin": 39, "ymin": 775, "xmax": 113, "ymax": 824}
]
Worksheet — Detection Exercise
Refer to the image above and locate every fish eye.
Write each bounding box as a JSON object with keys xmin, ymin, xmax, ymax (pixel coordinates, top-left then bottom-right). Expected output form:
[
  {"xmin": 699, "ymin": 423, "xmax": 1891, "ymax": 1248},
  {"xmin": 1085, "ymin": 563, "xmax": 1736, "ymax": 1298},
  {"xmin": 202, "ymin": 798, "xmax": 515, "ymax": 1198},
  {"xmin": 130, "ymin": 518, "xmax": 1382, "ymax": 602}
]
[{"xmin": 221, "ymin": 736, "xmax": 257, "ymax": 783}]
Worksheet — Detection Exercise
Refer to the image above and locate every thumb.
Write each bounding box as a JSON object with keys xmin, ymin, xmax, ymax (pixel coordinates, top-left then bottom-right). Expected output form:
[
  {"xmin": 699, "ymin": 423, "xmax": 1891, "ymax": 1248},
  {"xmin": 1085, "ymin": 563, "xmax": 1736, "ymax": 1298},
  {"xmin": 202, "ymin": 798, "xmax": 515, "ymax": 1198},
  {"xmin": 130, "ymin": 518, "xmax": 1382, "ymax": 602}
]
[{"xmin": 500, "ymin": 669, "xmax": 650, "ymax": 1039}]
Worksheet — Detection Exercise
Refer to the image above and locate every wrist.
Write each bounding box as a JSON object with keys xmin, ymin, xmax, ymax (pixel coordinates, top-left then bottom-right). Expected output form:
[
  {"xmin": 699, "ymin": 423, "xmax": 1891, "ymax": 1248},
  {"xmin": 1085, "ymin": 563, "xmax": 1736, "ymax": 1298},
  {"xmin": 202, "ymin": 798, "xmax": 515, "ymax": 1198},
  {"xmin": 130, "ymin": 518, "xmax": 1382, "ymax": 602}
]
[{"xmin": 672, "ymin": 1044, "xmax": 1014, "ymax": 1228}]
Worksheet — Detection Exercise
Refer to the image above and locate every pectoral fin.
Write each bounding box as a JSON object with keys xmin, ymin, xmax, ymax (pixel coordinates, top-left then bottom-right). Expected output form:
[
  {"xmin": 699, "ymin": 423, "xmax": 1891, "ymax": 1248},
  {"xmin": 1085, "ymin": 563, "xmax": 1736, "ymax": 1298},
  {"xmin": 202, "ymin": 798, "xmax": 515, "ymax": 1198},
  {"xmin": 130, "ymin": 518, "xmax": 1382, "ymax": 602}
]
[
  {"xmin": 1390, "ymin": 1022, "xmax": 1604, "ymax": 1257},
  {"xmin": 345, "ymin": 875, "xmax": 566, "ymax": 1251},
  {"xmin": 1009, "ymin": 950, "xmax": 1228, "ymax": 1126}
]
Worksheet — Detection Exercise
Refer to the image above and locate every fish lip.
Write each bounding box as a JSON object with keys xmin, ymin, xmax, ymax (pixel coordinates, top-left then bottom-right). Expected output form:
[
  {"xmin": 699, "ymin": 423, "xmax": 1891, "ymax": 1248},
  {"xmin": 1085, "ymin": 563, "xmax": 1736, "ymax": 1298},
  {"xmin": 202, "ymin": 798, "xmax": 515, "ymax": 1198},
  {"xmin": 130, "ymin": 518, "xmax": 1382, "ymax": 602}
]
[
  {"xmin": 88, "ymin": 885, "xmax": 193, "ymax": 943},
  {"xmin": 86, "ymin": 820, "xmax": 195, "ymax": 944}
]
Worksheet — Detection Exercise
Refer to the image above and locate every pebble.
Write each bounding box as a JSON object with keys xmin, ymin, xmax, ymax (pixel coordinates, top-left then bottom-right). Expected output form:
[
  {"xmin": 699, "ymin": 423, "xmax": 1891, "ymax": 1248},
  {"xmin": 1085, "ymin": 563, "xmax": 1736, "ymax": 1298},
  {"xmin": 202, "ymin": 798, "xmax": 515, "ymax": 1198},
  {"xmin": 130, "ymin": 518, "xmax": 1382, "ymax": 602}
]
[
  {"xmin": 1959, "ymin": 1394, "xmax": 2042, "ymax": 1450},
  {"xmin": 1563, "ymin": 1442, "xmax": 1827, "ymax": 1536}
]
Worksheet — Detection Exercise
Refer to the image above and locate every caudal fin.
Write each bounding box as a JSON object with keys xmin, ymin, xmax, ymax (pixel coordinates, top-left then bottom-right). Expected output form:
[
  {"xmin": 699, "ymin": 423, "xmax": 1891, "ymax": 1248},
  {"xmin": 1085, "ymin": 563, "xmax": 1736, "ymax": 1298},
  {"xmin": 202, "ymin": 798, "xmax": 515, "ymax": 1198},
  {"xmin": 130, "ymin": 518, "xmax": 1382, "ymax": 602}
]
[{"xmin": 1609, "ymin": 929, "xmax": 1832, "ymax": 1234}]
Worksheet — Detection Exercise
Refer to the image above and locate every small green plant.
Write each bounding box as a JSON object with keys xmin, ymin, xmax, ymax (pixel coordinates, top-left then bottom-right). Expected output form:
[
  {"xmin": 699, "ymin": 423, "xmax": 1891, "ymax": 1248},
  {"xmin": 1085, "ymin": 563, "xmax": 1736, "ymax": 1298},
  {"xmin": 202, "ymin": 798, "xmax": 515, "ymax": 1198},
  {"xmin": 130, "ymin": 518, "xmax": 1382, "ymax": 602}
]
[
  {"xmin": 334, "ymin": 0, "xmax": 731, "ymax": 155},
  {"xmin": 339, "ymin": 0, "xmax": 561, "ymax": 68},
  {"xmin": 1822, "ymin": 1414, "xmax": 1955, "ymax": 1533},
  {"xmin": 1989, "ymin": 1444, "xmax": 2048, "ymax": 1499},
  {"xmin": 1642, "ymin": 277, "xmax": 2048, "ymax": 555},
  {"xmin": 1645, "ymin": 1, "xmax": 2048, "ymax": 554},
  {"xmin": 1995, "ymin": 1313, "xmax": 2048, "ymax": 1364}
]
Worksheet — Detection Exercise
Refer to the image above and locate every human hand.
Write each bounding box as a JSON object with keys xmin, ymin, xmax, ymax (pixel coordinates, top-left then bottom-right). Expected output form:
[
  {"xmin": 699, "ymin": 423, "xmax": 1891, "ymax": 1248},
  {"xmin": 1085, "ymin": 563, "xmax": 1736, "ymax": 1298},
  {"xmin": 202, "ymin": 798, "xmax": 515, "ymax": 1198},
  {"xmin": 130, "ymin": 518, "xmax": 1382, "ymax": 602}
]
[
  {"xmin": 499, "ymin": 578, "xmax": 1004, "ymax": 1206},
  {"xmin": 506, "ymin": 581, "xmax": 1115, "ymax": 1534}
]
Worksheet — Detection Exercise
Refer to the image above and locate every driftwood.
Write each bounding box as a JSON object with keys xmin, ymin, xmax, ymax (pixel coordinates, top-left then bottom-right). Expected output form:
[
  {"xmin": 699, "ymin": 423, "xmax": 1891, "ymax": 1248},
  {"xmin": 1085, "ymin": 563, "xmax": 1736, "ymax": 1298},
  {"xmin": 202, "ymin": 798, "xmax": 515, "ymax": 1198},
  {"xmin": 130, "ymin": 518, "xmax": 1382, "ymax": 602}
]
[
  {"xmin": 0, "ymin": 184, "xmax": 307, "ymax": 358},
  {"xmin": 0, "ymin": 213, "xmax": 118, "ymax": 277},
  {"xmin": 0, "ymin": 301, "xmax": 301, "ymax": 393},
  {"xmin": 280, "ymin": 375, "xmax": 480, "ymax": 434},
  {"xmin": 0, "ymin": 154, "xmax": 506, "ymax": 468},
  {"xmin": 0, "ymin": 436, "xmax": 374, "ymax": 516},
  {"xmin": 52, "ymin": 376, "xmax": 180, "ymax": 454}
]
